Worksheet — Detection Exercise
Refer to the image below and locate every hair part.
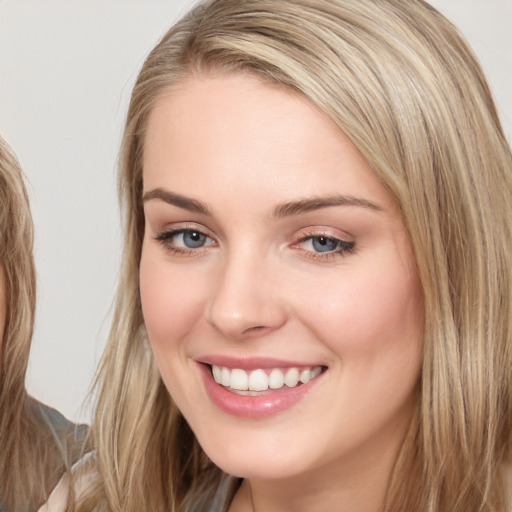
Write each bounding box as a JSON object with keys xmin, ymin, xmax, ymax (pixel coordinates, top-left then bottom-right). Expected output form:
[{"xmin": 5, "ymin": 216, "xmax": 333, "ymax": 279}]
[{"xmin": 78, "ymin": 1, "xmax": 512, "ymax": 510}]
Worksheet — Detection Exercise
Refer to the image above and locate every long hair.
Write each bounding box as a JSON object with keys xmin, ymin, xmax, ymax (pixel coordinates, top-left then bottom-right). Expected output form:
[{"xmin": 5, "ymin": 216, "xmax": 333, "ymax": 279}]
[
  {"xmin": 77, "ymin": 1, "xmax": 512, "ymax": 510},
  {"xmin": 0, "ymin": 136, "xmax": 86, "ymax": 510}
]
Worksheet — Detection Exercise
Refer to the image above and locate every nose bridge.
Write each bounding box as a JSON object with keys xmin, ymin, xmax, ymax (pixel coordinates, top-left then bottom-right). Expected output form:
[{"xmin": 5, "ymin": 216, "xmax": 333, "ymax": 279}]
[{"xmin": 206, "ymin": 243, "xmax": 286, "ymax": 339}]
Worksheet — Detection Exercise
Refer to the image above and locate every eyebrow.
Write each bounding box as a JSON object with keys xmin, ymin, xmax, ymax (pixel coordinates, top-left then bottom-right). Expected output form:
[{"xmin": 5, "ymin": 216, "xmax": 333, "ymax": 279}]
[
  {"xmin": 142, "ymin": 188, "xmax": 382, "ymax": 217},
  {"xmin": 272, "ymin": 195, "xmax": 383, "ymax": 218},
  {"xmin": 142, "ymin": 188, "xmax": 211, "ymax": 215}
]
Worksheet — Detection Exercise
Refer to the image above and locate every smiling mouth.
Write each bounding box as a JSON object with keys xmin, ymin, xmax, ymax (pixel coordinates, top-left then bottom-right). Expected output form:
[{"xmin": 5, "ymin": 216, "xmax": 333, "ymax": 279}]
[{"xmin": 210, "ymin": 365, "xmax": 325, "ymax": 396}]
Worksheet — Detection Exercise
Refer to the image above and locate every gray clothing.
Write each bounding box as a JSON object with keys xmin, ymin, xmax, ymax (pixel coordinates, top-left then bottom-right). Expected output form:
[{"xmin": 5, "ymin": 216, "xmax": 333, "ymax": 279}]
[
  {"xmin": 191, "ymin": 475, "xmax": 240, "ymax": 512},
  {"xmin": 0, "ymin": 402, "xmax": 88, "ymax": 512}
]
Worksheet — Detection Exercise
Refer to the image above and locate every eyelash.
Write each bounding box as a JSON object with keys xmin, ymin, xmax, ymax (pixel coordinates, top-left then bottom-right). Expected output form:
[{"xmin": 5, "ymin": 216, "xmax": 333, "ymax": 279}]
[
  {"xmin": 293, "ymin": 232, "xmax": 356, "ymax": 261},
  {"xmin": 154, "ymin": 227, "xmax": 216, "ymax": 257},
  {"xmin": 154, "ymin": 227, "xmax": 356, "ymax": 260}
]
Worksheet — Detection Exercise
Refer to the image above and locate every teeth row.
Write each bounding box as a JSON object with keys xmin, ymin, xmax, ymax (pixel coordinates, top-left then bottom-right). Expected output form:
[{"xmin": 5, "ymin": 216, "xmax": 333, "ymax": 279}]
[{"xmin": 211, "ymin": 365, "xmax": 322, "ymax": 392}]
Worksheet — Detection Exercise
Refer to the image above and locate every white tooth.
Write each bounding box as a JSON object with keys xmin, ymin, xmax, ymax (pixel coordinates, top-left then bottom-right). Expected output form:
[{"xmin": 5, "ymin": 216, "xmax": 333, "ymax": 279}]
[
  {"xmin": 268, "ymin": 368, "xmax": 285, "ymax": 389},
  {"xmin": 311, "ymin": 366, "xmax": 322, "ymax": 379},
  {"xmin": 221, "ymin": 367, "xmax": 231, "ymax": 387},
  {"xmin": 230, "ymin": 369, "xmax": 249, "ymax": 390},
  {"xmin": 212, "ymin": 365, "xmax": 222, "ymax": 383},
  {"xmin": 299, "ymin": 368, "xmax": 311, "ymax": 384},
  {"xmin": 284, "ymin": 368, "xmax": 299, "ymax": 387},
  {"xmin": 248, "ymin": 369, "xmax": 269, "ymax": 391}
]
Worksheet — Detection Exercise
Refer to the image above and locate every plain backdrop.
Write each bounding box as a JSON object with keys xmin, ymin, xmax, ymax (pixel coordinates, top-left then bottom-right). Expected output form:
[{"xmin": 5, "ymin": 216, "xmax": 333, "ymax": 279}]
[{"xmin": 0, "ymin": 0, "xmax": 511, "ymax": 423}]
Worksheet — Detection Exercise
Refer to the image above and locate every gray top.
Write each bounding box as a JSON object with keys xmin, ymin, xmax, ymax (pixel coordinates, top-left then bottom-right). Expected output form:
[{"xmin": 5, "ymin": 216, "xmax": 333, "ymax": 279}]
[
  {"xmin": 191, "ymin": 475, "xmax": 240, "ymax": 512},
  {"xmin": 0, "ymin": 403, "xmax": 88, "ymax": 512}
]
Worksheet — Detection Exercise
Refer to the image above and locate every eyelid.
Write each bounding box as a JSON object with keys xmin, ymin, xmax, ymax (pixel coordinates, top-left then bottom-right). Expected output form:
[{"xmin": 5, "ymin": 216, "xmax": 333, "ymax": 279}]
[
  {"xmin": 154, "ymin": 221, "xmax": 216, "ymax": 239},
  {"xmin": 293, "ymin": 226, "xmax": 354, "ymax": 243}
]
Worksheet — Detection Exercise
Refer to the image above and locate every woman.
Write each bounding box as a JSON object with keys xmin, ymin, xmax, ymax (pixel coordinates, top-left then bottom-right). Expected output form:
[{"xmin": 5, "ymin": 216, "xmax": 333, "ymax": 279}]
[
  {"xmin": 0, "ymin": 136, "xmax": 88, "ymax": 511},
  {"xmin": 72, "ymin": 0, "xmax": 512, "ymax": 510}
]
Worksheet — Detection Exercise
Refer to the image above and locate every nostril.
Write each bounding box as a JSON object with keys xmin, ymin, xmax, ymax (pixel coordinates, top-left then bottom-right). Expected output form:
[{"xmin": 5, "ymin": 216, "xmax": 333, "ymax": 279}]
[{"xmin": 241, "ymin": 325, "xmax": 269, "ymax": 337}]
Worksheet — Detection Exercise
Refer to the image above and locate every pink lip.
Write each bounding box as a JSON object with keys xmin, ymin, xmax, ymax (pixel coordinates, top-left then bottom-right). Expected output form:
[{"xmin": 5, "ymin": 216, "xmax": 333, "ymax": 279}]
[
  {"xmin": 197, "ymin": 361, "xmax": 325, "ymax": 419},
  {"xmin": 198, "ymin": 355, "xmax": 317, "ymax": 370}
]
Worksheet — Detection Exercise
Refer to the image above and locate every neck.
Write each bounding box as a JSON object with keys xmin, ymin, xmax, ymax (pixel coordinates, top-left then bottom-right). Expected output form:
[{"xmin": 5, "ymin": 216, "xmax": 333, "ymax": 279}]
[
  {"xmin": 229, "ymin": 414, "xmax": 413, "ymax": 512},
  {"xmin": 228, "ymin": 395, "xmax": 419, "ymax": 512},
  {"xmin": 229, "ymin": 453, "xmax": 394, "ymax": 512},
  {"xmin": 248, "ymin": 459, "xmax": 389, "ymax": 512}
]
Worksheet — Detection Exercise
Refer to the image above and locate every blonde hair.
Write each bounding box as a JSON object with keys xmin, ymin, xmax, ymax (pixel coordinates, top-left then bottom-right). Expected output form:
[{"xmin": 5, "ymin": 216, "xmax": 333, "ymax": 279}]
[
  {"xmin": 0, "ymin": 136, "xmax": 86, "ymax": 510},
  {"xmin": 78, "ymin": 1, "xmax": 512, "ymax": 510}
]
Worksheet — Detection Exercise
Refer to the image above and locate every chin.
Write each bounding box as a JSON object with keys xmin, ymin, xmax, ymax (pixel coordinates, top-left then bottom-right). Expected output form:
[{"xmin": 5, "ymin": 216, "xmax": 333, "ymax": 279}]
[
  {"xmin": 208, "ymin": 451, "xmax": 304, "ymax": 481},
  {"xmin": 194, "ymin": 425, "xmax": 314, "ymax": 480}
]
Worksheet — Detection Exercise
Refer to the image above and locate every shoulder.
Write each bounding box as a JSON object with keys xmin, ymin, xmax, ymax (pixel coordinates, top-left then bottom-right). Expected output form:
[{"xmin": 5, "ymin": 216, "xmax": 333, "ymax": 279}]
[
  {"xmin": 0, "ymin": 400, "xmax": 89, "ymax": 512},
  {"xmin": 36, "ymin": 474, "xmax": 70, "ymax": 512},
  {"xmin": 36, "ymin": 452, "xmax": 95, "ymax": 512}
]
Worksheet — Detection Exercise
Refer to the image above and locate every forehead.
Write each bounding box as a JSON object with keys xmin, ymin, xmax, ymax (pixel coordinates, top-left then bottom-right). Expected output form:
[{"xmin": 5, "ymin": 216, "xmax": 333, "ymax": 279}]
[{"xmin": 142, "ymin": 73, "xmax": 395, "ymax": 213}]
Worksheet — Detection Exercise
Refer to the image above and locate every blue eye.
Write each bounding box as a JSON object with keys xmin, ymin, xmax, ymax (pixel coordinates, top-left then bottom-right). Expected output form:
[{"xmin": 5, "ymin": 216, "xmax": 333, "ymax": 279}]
[
  {"xmin": 296, "ymin": 234, "xmax": 355, "ymax": 259},
  {"xmin": 155, "ymin": 228, "xmax": 215, "ymax": 254},
  {"xmin": 181, "ymin": 230, "xmax": 207, "ymax": 248},
  {"xmin": 311, "ymin": 236, "xmax": 341, "ymax": 253}
]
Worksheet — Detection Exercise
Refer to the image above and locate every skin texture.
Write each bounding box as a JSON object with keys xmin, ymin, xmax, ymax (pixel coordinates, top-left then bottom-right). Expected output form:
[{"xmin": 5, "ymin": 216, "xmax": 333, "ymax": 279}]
[{"xmin": 140, "ymin": 73, "xmax": 424, "ymax": 512}]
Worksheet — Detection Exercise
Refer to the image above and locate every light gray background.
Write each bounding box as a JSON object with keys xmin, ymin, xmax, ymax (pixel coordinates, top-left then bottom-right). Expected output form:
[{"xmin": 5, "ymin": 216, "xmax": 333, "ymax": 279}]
[{"xmin": 0, "ymin": 0, "xmax": 511, "ymax": 423}]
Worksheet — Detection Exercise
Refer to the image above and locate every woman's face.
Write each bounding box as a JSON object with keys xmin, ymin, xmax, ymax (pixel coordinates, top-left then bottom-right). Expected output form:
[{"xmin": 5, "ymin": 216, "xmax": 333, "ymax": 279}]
[{"xmin": 140, "ymin": 74, "xmax": 424, "ymax": 484}]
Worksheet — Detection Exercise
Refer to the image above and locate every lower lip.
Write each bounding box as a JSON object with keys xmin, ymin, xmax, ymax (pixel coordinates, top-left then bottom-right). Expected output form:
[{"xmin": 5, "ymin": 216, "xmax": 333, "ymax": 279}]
[{"xmin": 199, "ymin": 364, "xmax": 324, "ymax": 418}]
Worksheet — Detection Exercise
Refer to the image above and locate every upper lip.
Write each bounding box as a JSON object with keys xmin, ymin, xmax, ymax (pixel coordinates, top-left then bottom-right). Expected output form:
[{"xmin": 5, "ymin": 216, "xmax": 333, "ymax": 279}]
[{"xmin": 196, "ymin": 355, "xmax": 325, "ymax": 370}]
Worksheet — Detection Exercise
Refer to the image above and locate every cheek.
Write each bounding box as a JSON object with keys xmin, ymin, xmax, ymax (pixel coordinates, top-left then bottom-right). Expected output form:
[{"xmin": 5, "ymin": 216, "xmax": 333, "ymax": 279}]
[
  {"xmin": 139, "ymin": 245, "xmax": 206, "ymax": 349},
  {"xmin": 294, "ymin": 262, "xmax": 423, "ymax": 439},
  {"xmin": 294, "ymin": 258, "xmax": 423, "ymax": 362}
]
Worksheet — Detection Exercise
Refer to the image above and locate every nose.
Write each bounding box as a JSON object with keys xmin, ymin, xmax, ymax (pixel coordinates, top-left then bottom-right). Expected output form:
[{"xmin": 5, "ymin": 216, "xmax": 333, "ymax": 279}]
[{"xmin": 206, "ymin": 248, "xmax": 287, "ymax": 340}]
